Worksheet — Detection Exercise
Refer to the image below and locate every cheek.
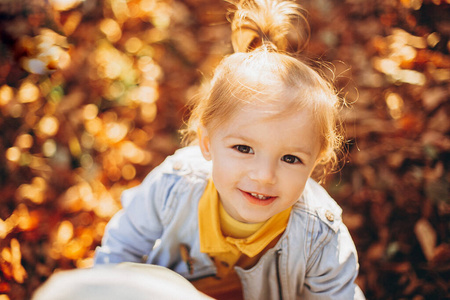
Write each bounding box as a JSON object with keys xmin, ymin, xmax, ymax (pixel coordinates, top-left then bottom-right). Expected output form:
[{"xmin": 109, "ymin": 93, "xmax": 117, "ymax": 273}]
[
  {"xmin": 281, "ymin": 170, "xmax": 308, "ymax": 198},
  {"xmin": 213, "ymin": 158, "xmax": 237, "ymax": 182},
  {"xmin": 211, "ymin": 155, "xmax": 244, "ymax": 190}
]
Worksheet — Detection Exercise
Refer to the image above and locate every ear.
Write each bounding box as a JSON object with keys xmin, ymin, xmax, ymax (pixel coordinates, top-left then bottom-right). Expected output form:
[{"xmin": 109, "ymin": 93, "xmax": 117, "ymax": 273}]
[{"xmin": 197, "ymin": 125, "xmax": 212, "ymax": 161}]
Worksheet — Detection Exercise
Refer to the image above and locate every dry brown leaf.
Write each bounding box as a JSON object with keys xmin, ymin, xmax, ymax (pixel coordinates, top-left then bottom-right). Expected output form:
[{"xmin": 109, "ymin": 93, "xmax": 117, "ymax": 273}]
[{"xmin": 414, "ymin": 218, "xmax": 437, "ymax": 261}]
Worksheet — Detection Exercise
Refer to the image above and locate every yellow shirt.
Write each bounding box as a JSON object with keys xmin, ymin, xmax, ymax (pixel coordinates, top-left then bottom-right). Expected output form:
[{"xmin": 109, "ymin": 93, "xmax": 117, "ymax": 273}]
[
  {"xmin": 198, "ymin": 179, "xmax": 291, "ymax": 276},
  {"xmin": 219, "ymin": 201, "xmax": 264, "ymax": 239}
]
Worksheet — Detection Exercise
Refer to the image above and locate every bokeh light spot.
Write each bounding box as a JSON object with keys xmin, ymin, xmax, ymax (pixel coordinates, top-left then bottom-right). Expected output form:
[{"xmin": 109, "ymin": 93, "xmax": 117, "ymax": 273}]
[
  {"xmin": 141, "ymin": 103, "xmax": 157, "ymax": 122},
  {"xmin": 100, "ymin": 18, "xmax": 122, "ymax": 42},
  {"xmin": 43, "ymin": 139, "xmax": 57, "ymax": 157},
  {"xmin": 38, "ymin": 115, "xmax": 60, "ymax": 136},
  {"xmin": 125, "ymin": 37, "xmax": 143, "ymax": 54},
  {"xmin": 6, "ymin": 147, "xmax": 21, "ymax": 162},
  {"xmin": 121, "ymin": 164, "xmax": 136, "ymax": 180},
  {"xmin": 18, "ymin": 82, "xmax": 40, "ymax": 103},
  {"xmin": 49, "ymin": 0, "xmax": 83, "ymax": 11},
  {"xmin": 16, "ymin": 134, "xmax": 33, "ymax": 149},
  {"xmin": 56, "ymin": 220, "xmax": 74, "ymax": 244},
  {"xmin": 386, "ymin": 92, "xmax": 404, "ymax": 119},
  {"xmin": 0, "ymin": 85, "xmax": 13, "ymax": 106},
  {"xmin": 105, "ymin": 122, "xmax": 128, "ymax": 143}
]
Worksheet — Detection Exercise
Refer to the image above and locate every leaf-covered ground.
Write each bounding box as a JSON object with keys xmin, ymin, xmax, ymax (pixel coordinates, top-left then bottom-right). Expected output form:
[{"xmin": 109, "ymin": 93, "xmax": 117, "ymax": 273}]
[{"xmin": 0, "ymin": 0, "xmax": 449, "ymax": 299}]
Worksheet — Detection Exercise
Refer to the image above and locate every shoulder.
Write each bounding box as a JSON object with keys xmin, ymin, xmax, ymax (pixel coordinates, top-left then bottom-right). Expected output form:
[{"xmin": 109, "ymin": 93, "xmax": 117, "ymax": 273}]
[
  {"xmin": 121, "ymin": 146, "xmax": 211, "ymax": 209},
  {"xmin": 158, "ymin": 146, "xmax": 212, "ymax": 178},
  {"xmin": 292, "ymin": 178, "xmax": 342, "ymax": 233},
  {"xmin": 286, "ymin": 179, "xmax": 346, "ymax": 260},
  {"xmin": 139, "ymin": 145, "xmax": 211, "ymax": 187}
]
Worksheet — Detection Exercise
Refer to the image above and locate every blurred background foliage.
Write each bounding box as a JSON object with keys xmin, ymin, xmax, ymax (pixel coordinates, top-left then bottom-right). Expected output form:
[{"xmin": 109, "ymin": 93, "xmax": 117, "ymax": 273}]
[{"xmin": 0, "ymin": 0, "xmax": 449, "ymax": 299}]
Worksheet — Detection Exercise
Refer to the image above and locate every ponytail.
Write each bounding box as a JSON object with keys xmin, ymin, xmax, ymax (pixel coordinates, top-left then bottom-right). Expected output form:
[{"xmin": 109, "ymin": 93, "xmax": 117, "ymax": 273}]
[{"xmin": 228, "ymin": 0, "xmax": 309, "ymax": 53}]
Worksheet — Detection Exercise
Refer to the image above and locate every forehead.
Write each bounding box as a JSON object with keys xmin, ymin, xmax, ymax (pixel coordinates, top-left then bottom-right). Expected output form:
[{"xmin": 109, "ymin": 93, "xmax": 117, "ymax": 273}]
[
  {"xmin": 235, "ymin": 84, "xmax": 312, "ymax": 120},
  {"xmin": 231, "ymin": 101, "xmax": 314, "ymax": 128},
  {"xmin": 232, "ymin": 84, "xmax": 310, "ymax": 117},
  {"xmin": 214, "ymin": 102, "xmax": 320, "ymax": 152}
]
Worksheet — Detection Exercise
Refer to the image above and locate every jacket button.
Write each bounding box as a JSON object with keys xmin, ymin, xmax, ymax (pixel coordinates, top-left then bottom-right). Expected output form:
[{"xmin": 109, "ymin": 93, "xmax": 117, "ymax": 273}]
[
  {"xmin": 325, "ymin": 210, "xmax": 334, "ymax": 222},
  {"xmin": 173, "ymin": 161, "xmax": 183, "ymax": 170}
]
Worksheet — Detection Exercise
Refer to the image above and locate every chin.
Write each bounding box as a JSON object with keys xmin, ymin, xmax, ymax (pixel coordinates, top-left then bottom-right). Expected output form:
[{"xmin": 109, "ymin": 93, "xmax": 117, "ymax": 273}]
[{"xmin": 240, "ymin": 213, "xmax": 271, "ymax": 224}]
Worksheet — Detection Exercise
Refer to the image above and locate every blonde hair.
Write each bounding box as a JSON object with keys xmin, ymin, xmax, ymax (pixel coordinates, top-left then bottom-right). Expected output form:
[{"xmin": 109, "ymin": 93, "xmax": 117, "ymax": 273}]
[{"xmin": 182, "ymin": 0, "xmax": 345, "ymax": 179}]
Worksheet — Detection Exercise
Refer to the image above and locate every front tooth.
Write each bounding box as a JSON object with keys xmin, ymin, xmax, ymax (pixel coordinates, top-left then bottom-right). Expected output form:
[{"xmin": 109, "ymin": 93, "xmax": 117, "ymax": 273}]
[{"xmin": 251, "ymin": 193, "xmax": 268, "ymax": 200}]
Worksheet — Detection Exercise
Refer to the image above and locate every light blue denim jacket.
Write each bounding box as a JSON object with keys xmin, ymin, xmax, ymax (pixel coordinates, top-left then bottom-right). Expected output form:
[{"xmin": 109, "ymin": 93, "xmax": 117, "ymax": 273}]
[{"xmin": 94, "ymin": 146, "xmax": 365, "ymax": 300}]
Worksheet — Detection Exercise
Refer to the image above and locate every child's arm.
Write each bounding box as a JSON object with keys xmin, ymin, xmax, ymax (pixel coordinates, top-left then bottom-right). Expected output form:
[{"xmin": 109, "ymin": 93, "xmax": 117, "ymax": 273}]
[
  {"xmin": 94, "ymin": 170, "xmax": 168, "ymax": 264},
  {"xmin": 303, "ymin": 223, "xmax": 365, "ymax": 299}
]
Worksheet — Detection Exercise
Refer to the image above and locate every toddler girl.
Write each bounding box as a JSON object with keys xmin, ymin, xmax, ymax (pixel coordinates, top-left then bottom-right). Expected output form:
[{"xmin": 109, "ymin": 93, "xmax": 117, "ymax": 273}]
[{"xmin": 94, "ymin": 0, "xmax": 365, "ymax": 299}]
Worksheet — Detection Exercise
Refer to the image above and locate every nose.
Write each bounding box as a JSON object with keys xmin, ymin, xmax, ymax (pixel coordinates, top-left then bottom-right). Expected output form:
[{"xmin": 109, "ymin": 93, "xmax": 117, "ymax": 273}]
[{"xmin": 248, "ymin": 157, "xmax": 277, "ymax": 185}]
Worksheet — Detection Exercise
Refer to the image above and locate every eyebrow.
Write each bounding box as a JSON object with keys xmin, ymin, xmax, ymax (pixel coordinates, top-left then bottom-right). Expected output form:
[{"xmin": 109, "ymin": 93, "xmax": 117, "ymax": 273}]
[{"xmin": 287, "ymin": 145, "xmax": 312, "ymax": 157}]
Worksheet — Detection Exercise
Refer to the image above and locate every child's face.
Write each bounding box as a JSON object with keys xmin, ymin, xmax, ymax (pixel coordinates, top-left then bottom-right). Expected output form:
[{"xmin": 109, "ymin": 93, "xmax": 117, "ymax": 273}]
[{"xmin": 199, "ymin": 103, "xmax": 321, "ymax": 224}]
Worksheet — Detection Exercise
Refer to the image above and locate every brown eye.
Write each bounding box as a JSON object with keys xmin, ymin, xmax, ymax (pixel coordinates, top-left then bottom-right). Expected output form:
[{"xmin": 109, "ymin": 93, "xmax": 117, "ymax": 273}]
[
  {"xmin": 233, "ymin": 145, "xmax": 254, "ymax": 154},
  {"xmin": 282, "ymin": 155, "xmax": 301, "ymax": 164}
]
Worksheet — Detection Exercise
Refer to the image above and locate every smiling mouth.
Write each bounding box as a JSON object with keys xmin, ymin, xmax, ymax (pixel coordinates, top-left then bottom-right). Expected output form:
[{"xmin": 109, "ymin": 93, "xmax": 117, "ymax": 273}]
[
  {"xmin": 249, "ymin": 192, "xmax": 272, "ymax": 200},
  {"xmin": 240, "ymin": 190, "xmax": 277, "ymax": 206}
]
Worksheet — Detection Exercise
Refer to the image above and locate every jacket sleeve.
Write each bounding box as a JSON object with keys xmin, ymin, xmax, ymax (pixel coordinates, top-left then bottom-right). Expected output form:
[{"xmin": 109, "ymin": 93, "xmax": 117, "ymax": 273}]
[
  {"xmin": 302, "ymin": 222, "xmax": 365, "ymax": 300},
  {"xmin": 94, "ymin": 167, "xmax": 171, "ymax": 265}
]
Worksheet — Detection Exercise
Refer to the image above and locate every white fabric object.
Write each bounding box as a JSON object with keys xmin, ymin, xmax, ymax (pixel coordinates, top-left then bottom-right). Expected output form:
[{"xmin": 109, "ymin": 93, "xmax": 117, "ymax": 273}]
[{"xmin": 32, "ymin": 263, "xmax": 213, "ymax": 300}]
